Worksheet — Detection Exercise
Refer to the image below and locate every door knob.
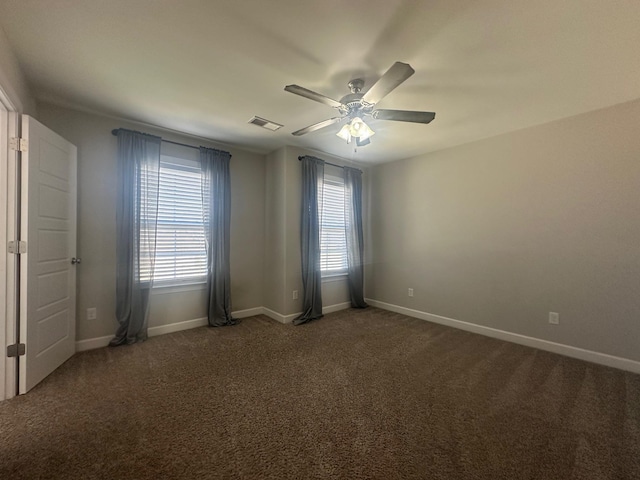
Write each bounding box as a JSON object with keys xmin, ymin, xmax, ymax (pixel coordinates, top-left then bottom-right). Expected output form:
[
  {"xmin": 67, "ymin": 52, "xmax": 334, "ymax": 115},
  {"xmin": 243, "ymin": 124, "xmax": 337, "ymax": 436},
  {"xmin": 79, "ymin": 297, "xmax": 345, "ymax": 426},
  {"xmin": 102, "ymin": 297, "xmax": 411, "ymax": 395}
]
[{"xmin": 71, "ymin": 257, "xmax": 81, "ymax": 265}]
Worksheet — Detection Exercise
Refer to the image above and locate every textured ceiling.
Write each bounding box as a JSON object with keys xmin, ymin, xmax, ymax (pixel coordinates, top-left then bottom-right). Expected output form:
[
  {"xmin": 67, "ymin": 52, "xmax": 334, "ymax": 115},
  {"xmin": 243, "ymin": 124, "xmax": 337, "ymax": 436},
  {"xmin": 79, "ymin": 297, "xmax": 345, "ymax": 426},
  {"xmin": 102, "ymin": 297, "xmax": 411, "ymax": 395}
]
[{"xmin": 1, "ymin": 0, "xmax": 639, "ymax": 163}]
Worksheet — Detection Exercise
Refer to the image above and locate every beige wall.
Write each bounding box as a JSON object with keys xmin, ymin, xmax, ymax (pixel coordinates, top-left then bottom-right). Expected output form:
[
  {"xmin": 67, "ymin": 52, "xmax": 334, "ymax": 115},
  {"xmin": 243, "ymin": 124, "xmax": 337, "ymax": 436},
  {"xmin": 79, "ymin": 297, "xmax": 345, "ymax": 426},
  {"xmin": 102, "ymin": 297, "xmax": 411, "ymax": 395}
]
[
  {"xmin": 367, "ymin": 98, "xmax": 640, "ymax": 362},
  {"xmin": 263, "ymin": 148, "xmax": 286, "ymax": 313},
  {"xmin": 0, "ymin": 25, "xmax": 35, "ymax": 113},
  {"xmin": 36, "ymin": 103, "xmax": 265, "ymax": 341}
]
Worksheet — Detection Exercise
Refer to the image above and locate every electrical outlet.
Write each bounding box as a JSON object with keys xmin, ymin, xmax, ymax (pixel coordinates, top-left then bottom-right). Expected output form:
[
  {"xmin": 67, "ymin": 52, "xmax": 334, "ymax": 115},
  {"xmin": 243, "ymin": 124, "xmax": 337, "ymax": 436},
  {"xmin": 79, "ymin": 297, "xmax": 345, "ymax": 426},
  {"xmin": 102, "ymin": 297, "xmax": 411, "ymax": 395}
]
[
  {"xmin": 408, "ymin": 288, "xmax": 414, "ymax": 297},
  {"xmin": 87, "ymin": 307, "xmax": 97, "ymax": 320},
  {"xmin": 548, "ymin": 312, "xmax": 559, "ymax": 325},
  {"xmin": 292, "ymin": 290, "xmax": 298, "ymax": 300}
]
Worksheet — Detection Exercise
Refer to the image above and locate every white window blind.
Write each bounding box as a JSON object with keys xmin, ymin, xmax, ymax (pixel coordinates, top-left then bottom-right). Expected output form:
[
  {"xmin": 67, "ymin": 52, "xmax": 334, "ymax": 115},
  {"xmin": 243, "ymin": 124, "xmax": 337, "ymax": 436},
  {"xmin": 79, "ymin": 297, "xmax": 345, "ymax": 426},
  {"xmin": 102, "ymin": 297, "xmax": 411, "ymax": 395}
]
[
  {"xmin": 140, "ymin": 155, "xmax": 208, "ymax": 285},
  {"xmin": 320, "ymin": 173, "xmax": 348, "ymax": 275}
]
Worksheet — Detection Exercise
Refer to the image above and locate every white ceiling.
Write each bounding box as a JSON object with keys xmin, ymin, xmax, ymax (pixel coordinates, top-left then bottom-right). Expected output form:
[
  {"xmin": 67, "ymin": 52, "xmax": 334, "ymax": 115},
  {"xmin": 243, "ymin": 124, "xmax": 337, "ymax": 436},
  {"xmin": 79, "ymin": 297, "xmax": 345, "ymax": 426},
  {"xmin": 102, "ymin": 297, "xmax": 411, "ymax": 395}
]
[{"xmin": 1, "ymin": 0, "xmax": 639, "ymax": 163}]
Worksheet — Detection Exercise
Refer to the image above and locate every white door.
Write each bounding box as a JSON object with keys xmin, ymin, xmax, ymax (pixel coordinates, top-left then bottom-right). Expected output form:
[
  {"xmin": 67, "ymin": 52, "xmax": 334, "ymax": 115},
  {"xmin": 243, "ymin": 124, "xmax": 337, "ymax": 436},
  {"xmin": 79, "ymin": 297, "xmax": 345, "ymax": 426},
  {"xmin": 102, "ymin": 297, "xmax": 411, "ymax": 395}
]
[{"xmin": 19, "ymin": 115, "xmax": 77, "ymax": 394}]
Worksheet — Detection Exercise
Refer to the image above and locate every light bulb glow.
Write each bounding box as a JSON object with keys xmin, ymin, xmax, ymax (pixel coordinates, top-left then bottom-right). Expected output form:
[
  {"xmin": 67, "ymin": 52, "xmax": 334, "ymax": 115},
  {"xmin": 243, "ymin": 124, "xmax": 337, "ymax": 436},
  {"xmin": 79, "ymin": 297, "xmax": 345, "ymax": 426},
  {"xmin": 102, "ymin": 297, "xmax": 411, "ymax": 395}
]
[
  {"xmin": 337, "ymin": 117, "xmax": 374, "ymax": 144},
  {"xmin": 348, "ymin": 117, "xmax": 364, "ymax": 137}
]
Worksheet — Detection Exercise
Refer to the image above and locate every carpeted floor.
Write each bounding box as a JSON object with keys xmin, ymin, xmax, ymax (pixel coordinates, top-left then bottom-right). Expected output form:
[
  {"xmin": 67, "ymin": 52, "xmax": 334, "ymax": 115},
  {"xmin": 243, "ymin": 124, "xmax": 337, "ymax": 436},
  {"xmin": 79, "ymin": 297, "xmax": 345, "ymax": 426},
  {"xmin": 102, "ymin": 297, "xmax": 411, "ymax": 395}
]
[{"xmin": 1, "ymin": 307, "xmax": 639, "ymax": 479}]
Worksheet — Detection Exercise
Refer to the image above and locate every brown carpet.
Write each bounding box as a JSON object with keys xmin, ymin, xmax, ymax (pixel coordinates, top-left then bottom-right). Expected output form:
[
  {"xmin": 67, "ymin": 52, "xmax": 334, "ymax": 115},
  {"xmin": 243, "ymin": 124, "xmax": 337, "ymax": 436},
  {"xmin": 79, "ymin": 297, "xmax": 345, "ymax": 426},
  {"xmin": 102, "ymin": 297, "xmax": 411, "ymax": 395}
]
[{"xmin": 1, "ymin": 307, "xmax": 639, "ymax": 479}]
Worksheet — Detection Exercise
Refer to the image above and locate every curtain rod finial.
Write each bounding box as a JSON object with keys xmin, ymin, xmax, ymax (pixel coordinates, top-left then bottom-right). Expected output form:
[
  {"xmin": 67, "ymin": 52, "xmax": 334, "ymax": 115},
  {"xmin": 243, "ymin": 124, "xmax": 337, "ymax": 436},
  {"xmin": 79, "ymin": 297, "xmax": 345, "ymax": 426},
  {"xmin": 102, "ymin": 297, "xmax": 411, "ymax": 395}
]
[{"xmin": 111, "ymin": 129, "xmax": 119, "ymax": 136}]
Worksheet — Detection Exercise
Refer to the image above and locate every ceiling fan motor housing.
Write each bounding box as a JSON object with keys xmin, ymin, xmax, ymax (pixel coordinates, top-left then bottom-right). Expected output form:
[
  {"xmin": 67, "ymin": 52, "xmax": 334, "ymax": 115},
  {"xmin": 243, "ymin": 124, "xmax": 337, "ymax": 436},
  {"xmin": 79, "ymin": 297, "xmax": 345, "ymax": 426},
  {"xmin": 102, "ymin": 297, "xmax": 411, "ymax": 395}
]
[{"xmin": 340, "ymin": 79, "xmax": 374, "ymax": 118}]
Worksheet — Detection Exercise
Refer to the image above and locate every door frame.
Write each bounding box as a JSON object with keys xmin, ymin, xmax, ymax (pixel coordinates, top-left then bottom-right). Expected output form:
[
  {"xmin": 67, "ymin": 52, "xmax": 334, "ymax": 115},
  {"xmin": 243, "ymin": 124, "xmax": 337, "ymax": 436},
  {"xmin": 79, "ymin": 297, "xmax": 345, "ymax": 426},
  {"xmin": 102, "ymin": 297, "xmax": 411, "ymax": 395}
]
[{"xmin": 0, "ymin": 85, "xmax": 19, "ymax": 401}]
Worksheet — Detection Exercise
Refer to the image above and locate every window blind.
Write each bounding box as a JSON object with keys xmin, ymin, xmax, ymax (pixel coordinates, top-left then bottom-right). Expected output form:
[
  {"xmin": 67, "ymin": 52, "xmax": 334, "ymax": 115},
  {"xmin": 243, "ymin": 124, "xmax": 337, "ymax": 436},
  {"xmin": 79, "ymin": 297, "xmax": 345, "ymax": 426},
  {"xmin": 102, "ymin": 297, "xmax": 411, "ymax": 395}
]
[
  {"xmin": 320, "ymin": 174, "xmax": 348, "ymax": 274},
  {"xmin": 140, "ymin": 156, "xmax": 208, "ymax": 284}
]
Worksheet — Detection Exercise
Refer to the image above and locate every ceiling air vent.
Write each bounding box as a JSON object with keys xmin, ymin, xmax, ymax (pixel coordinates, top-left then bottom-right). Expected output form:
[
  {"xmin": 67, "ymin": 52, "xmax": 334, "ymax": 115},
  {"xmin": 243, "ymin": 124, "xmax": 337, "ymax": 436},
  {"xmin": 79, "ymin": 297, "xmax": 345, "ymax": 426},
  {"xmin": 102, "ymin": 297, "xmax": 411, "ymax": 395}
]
[{"xmin": 248, "ymin": 116, "xmax": 283, "ymax": 131}]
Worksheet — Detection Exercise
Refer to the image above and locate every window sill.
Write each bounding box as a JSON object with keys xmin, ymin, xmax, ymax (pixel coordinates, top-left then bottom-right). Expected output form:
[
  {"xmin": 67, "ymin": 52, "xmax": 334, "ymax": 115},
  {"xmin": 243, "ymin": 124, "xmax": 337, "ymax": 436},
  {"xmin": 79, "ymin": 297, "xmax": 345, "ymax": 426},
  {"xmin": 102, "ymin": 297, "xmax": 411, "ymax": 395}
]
[{"xmin": 151, "ymin": 281, "xmax": 207, "ymax": 295}]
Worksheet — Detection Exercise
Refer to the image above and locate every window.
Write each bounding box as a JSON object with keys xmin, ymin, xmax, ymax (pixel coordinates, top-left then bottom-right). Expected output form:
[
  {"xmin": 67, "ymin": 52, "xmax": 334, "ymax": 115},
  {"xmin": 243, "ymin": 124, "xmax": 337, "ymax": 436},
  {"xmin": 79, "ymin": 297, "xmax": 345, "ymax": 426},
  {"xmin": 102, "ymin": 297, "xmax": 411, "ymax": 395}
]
[
  {"xmin": 320, "ymin": 172, "xmax": 348, "ymax": 275},
  {"xmin": 140, "ymin": 155, "xmax": 208, "ymax": 285}
]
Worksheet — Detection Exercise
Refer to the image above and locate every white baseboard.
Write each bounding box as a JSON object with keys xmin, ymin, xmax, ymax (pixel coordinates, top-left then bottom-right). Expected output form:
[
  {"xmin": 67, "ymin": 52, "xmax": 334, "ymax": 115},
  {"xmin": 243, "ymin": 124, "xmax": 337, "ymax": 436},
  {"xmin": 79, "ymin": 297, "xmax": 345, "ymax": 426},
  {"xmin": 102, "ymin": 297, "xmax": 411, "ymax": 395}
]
[
  {"xmin": 262, "ymin": 307, "xmax": 289, "ymax": 324},
  {"xmin": 76, "ymin": 307, "xmax": 269, "ymax": 352},
  {"xmin": 76, "ymin": 317, "xmax": 209, "ymax": 352},
  {"xmin": 75, "ymin": 302, "xmax": 355, "ymax": 352},
  {"xmin": 232, "ymin": 307, "xmax": 264, "ymax": 319},
  {"xmin": 324, "ymin": 301, "xmax": 352, "ymax": 314},
  {"xmin": 263, "ymin": 301, "xmax": 352, "ymax": 324},
  {"xmin": 76, "ymin": 335, "xmax": 113, "ymax": 352},
  {"xmin": 148, "ymin": 317, "xmax": 208, "ymax": 337},
  {"xmin": 365, "ymin": 298, "xmax": 640, "ymax": 374}
]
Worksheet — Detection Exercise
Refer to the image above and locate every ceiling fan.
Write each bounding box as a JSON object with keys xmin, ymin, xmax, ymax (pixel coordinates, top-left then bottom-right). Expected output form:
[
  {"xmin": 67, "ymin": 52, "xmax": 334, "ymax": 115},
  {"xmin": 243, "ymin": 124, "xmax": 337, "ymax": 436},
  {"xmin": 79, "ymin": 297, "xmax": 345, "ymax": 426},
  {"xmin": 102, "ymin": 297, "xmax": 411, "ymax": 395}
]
[{"xmin": 284, "ymin": 61, "xmax": 435, "ymax": 146}]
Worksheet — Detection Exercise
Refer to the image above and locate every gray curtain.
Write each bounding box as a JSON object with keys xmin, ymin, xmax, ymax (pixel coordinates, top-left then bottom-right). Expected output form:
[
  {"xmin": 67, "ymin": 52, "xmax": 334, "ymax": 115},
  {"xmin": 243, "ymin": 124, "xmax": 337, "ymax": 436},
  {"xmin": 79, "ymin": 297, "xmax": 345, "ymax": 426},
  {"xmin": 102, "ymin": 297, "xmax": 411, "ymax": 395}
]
[
  {"xmin": 294, "ymin": 156, "xmax": 325, "ymax": 325},
  {"xmin": 111, "ymin": 130, "xmax": 161, "ymax": 346},
  {"xmin": 200, "ymin": 147, "xmax": 236, "ymax": 327},
  {"xmin": 344, "ymin": 167, "xmax": 368, "ymax": 308}
]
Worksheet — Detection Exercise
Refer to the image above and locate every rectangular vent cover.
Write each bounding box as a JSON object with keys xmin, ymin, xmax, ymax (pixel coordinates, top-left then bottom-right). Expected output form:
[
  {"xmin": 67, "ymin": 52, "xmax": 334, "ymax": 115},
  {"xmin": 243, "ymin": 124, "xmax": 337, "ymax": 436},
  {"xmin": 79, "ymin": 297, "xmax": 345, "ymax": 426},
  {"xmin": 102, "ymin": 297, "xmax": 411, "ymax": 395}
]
[{"xmin": 248, "ymin": 116, "xmax": 283, "ymax": 131}]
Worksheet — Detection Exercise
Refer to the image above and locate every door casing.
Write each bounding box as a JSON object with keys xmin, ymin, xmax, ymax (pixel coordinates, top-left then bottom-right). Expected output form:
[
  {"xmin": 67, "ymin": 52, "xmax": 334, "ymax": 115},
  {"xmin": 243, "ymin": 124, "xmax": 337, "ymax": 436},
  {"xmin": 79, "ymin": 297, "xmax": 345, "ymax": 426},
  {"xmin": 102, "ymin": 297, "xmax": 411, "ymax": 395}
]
[{"xmin": 0, "ymin": 85, "xmax": 19, "ymax": 401}]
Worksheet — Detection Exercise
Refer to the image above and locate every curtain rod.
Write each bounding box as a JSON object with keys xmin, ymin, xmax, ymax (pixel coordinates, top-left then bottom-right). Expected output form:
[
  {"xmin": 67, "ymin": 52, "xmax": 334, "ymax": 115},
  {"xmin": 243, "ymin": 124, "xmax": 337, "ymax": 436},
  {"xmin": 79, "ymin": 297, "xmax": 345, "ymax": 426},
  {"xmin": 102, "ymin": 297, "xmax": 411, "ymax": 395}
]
[
  {"xmin": 297, "ymin": 156, "xmax": 362, "ymax": 172},
  {"xmin": 111, "ymin": 128, "xmax": 231, "ymax": 157}
]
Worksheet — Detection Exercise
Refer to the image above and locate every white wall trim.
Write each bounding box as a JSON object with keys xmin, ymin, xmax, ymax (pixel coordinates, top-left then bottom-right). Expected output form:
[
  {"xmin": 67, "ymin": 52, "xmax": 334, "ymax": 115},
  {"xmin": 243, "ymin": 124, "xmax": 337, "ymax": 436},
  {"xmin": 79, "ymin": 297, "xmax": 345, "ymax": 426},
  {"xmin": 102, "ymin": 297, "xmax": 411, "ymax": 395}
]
[
  {"xmin": 232, "ymin": 307, "xmax": 264, "ymax": 319},
  {"xmin": 75, "ymin": 317, "xmax": 211, "ymax": 352},
  {"xmin": 2, "ymin": 104, "xmax": 19, "ymax": 401},
  {"xmin": 283, "ymin": 312, "xmax": 300, "ymax": 323},
  {"xmin": 148, "ymin": 317, "xmax": 208, "ymax": 337},
  {"xmin": 323, "ymin": 301, "xmax": 351, "ymax": 314},
  {"xmin": 262, "ymin": 307, "xmax": 289, "ymax": 324},
  {"xmin": 75, "ymin": 334, "xmax": 112, "ymax": 352},
  {"xmin": 75, "ymin": 298, "xmax": 640, "ymax": 374},
  {"xmin": 0, "ymin": 93, "xmax": 8, "ymax": 401},
  {"xmin": 263, "ymin": 301, "xmax": 351, "ymax": 324},
  {"xmin": 75, "ymin": 302, "xmax": 355, "ymax": 352},
  {"xmin": 365, "ymin": 298, "xmax": 640, "ymax": 374},
  {"xmin": 76, "ymin": 307, "xmax": 271, "ymax": 352}
]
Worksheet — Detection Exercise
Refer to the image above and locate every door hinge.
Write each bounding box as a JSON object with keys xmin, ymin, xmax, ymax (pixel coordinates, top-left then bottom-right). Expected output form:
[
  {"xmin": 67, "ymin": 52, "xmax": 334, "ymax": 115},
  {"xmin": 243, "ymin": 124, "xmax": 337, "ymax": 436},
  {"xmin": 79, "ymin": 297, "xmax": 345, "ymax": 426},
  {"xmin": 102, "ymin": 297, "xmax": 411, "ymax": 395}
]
[
  {"xmin": 9, "ymin": 137, "xmax": 28, "ymax": 152},
  {"xmin": 7, "ymin": 343, "xmax": 26, "ymax": 358},
  {"xmin": 8, "ymin": 240, "xmax": 27, "ymax": 254}
]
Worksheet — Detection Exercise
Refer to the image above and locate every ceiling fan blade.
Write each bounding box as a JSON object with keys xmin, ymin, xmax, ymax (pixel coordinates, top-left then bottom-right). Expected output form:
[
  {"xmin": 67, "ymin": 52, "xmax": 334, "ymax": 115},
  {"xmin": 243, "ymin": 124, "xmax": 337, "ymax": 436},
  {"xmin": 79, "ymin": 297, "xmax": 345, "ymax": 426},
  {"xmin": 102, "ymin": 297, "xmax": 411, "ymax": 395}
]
[
  {"xmin": 372, "ymin": 109, "xmax": 436, "ymax": 124},
  {"xmin": 291, "ymin": 117, "xmax": 343, "ymax": 136},
  {"xmin": 284, "ymin": 85, "xmax": 344, "ymax": 109},
  {"xmin": 362, "ymin": 62, "xmax": 415, "ymax": 105}
]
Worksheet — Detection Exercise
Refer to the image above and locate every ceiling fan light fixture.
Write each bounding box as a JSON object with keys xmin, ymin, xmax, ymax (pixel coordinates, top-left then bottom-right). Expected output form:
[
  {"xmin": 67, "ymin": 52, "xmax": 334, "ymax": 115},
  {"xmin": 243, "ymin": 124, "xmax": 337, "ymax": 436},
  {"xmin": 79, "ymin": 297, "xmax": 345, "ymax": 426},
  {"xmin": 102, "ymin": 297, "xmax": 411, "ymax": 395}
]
[
  {"xmin": 356, "ymin": 121, "xmax": 375, "ymax": 141},
  {"xmin": 348, "ymin": 117, "xmax": 375, "ymax": 140},
  {"xmin": 356, "ymin": 137, "xmax": 371, "ymax": 147},
  {"xmin": 336, "ymin": 117, "xmax": 375, "ymax": 144},
  {"xmin": 349, "ymin": 117, "xmax": 365, "ymax": 135},
  {"xmin": 336, "ymin": 124, "xmax": 352, "ymax": 143}
]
